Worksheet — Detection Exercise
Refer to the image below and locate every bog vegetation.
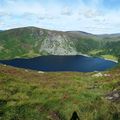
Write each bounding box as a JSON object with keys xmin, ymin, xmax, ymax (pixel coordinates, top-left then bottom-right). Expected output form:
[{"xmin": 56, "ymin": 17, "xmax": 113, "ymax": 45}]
[{"xmin": 0, "ymin": 65, "xmax": 120, "ymax": 120}]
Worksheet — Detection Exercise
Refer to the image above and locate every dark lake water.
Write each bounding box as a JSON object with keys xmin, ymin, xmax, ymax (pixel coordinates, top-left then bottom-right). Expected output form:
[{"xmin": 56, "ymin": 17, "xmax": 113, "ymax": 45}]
[{"xmin": 0, "ymin": 55, "xmax": 117, "ymax": 72}]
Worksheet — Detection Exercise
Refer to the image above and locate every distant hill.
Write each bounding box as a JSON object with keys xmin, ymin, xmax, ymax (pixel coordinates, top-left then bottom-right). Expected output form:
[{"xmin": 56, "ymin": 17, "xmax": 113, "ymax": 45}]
[{"xmin": 0, "ymin": 26, "xmax": 120, "ymax": 60}]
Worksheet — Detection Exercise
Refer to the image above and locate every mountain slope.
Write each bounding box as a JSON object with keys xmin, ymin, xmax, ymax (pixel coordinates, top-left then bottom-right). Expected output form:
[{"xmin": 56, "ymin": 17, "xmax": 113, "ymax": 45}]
[
  {"xmin": 0, "ymin": 27, "xmax": 97, "ymax": 59},
  {"xmin": 0, "ymin": 26, "xmax": 120, "ymax": 60},
  {"xmin": 0, "ymin": 64, "xmax": 120, "ymax": 120}
]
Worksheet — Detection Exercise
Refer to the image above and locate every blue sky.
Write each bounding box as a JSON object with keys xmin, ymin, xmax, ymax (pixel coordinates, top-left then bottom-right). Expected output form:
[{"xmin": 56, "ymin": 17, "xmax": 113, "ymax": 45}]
[{"xmin": 0, "ymin": 0, "xmax": 120, "ymax": 34}]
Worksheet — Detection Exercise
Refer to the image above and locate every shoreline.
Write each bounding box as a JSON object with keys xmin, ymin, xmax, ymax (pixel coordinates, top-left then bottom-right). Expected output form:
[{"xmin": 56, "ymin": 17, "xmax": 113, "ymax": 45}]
[
  {"xmin": 79, "ymin": 53, "xmax": 118, "ymax": 63},
  {"xmin": 0, "ymin": 53, "xmax": 118, "ymax": 63},
  {"xmin": 79, "ymin": 53, "xmax": 91, "ymax": 57},
  {"xmin": 103, "ymin": 58, "xmax": 118, "ymax": 63}
]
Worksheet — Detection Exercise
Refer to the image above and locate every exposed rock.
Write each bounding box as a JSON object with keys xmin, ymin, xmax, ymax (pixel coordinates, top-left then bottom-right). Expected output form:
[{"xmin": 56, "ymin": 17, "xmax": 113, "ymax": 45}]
[
  {"xmin": 105, "ymin": 90, "xmax": 120, "ymax": 102},
  {"xmin": 92, "ymin": 72, "xmax": 103, "ymax": 77},
  {"xmin": 25, "ymin": 70, "xmax": 29, "ymax": 72},
  {"xmin": 104, "ymin": 74, "xmax": 111, "ymax": 77},
  {"xmin": 39, "ymin": 34, "xmax": 77, "ymax": 55},
  {"xmin": 3, "ymin": 64, "xmax": 7, "ymax": 67},
  {"xmin": 38, "ymin": 71, "xmax": 44, "ymax": 74}
]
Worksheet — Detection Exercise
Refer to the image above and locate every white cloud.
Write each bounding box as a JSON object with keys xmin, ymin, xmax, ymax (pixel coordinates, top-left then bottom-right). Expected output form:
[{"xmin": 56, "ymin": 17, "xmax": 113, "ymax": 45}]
[
  {"xmin": 61, "ymin": 7, "xmax": 72, "ymax": 16},
  {"xmin": 82, "ymin": 9, "xmax": 103, "ymax": 18},
  {"xmin": 1, "ymin": 0, "xmax": 46, "ymax": 16},
  {"xmin": 0, "ymin": 0, "xmax": 120, "ymax": 34},
  {"xmin": 0, "ymin": 21, "xmax": 5, "ymax": 25}
]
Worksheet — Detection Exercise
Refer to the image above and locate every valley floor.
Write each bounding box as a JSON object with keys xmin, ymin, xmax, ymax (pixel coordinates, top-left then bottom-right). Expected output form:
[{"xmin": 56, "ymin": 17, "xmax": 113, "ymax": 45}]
[{"xmin": 0, "ymin": 65, "xmax": 120, "ymax": 120}]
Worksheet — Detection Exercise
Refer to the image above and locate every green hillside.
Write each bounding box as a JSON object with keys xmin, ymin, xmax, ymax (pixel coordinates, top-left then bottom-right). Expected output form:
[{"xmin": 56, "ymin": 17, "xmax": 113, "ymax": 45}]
[
  {"xmin": 0, "ymin": 65, "xmax": 120, "ymax": 120},
  {"xmin": 0, "ymin": 27, "xmax": 120, "ymax": 120},
  {"xmin": 0, "ymin": 27, "xmax": 120, "ymax": 60}
]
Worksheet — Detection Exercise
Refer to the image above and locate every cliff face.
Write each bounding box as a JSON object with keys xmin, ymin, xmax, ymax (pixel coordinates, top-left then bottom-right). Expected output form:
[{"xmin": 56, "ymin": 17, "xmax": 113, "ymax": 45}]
[{"xmin": 39, "ymin": 31, "xmax": 78, "ymax": 55}]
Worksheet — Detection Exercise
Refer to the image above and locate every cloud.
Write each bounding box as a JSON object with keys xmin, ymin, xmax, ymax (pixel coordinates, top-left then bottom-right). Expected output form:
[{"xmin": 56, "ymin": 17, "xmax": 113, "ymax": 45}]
[
  {"xmin": 0, "ymin": 0, "xmax": 120, "ymax": 34},
  {"xmin": 82, "ymin": 9, "xmax": 103, "ymax": 18},
  {"xmin": 61, "ymin": 7, "xmax": 72, "ymax": 16},
  {"xmin": 0, "ymin": 21, "xmax": 5, "ymax": 25},
  {"xmin": 0, "ymin": 11, "xmax": 11, "ymax": 18},
  {"xmin": 1, "ymin": 0, "xmax": 46, "ymax": 16}
]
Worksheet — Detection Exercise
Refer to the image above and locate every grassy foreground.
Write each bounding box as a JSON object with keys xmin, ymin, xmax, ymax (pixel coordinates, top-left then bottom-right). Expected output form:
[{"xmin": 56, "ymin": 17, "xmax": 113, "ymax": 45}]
[{"xmin": 0, "ymin": 65, "xmax": 120, "ymax": 120}]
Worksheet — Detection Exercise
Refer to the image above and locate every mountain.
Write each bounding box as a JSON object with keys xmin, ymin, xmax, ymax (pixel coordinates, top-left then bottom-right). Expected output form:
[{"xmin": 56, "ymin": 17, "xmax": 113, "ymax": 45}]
[
  {"xmin": 0, "ymin": 26, "xmax": 120, "ymax": 60},
  {"xmin": 0, "ymin": 27, "xmax": 120, "ymax": 120}
]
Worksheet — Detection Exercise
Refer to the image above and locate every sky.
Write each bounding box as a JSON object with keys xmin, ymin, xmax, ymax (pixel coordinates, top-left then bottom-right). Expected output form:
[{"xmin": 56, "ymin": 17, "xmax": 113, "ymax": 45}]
[{"xmin": 0, "ymin": 0, "xmax": 120, "ymax": 34}]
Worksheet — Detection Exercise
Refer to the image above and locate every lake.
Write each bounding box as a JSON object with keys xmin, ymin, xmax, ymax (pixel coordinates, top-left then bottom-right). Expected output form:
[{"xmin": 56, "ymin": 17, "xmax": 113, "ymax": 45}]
[{"xmin": 0, "ymin": 55, "xmax": 117, "ymax": 72}]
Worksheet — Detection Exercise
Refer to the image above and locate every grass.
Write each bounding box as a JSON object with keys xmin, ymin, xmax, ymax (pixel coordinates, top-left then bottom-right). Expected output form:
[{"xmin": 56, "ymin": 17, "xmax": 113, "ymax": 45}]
[
  {"xmin": 100, "ymin": 55, "xmax": 118, "ymax": 62},
  {"xmin": 89, "ymin": 50, "xmax": 103, "ymax": 55},
  {"xmin": 21, "ymin": 50, "xmax": 40, "ymax": 58},
  {"xmin": 0, "ymin": 65, "xmax": 120, "ymax": 120},
  {"xmin": 89, "ymin": 50, "xmax": 118, "ymax": 62}
]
